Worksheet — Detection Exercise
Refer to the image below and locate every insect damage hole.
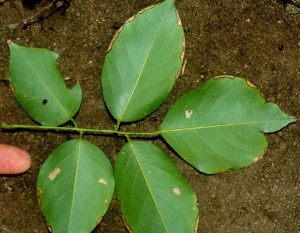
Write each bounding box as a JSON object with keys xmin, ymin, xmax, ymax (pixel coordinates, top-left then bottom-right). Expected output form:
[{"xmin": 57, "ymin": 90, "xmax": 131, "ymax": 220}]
[
  {"xmin": 185, "ymin": 110, "xmax": 193, "ymax": 118},
  {"xmin": 42, "ymin": 99, "xmax": 48, "ymax": 105}
]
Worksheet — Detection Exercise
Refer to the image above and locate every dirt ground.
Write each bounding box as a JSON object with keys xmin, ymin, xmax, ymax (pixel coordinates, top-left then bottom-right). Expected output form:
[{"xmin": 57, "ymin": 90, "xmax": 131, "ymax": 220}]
[{"xmin": 0, "ymin": 0, "xmax": 299, "ymax": 232}]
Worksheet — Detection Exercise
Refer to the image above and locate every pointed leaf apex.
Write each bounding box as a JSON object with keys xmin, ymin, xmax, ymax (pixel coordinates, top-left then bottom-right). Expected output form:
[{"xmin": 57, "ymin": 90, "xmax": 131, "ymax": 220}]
[{"xmin": 161, "ymin": 77, "xmax": 295, "ymax": 174}]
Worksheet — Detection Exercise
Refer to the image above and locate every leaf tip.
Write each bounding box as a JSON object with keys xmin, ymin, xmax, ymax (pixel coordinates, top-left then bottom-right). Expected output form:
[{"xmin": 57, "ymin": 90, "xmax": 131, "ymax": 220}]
[{"xmin": 7, "ymin": 40, "xmax": 12, "ymax": 45}]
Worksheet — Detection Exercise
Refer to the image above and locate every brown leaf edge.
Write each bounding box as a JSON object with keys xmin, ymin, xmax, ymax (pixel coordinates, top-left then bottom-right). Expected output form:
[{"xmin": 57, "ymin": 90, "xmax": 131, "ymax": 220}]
[
  {"xmin": 106, "ymin": 0, "xmax": 185, "ymax": 75},
  {"xmin": 107, "ymin": 4, "xmax": 156, "ymax": 52}
]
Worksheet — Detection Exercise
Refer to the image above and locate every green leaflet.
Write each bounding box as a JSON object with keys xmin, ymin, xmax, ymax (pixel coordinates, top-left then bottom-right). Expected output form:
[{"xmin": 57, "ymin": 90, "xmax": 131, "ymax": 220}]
[
  {"xmin": 8, "ymin": 42, "xmax": 82, "ymax": 126},
  {"xmin": 115, "ymin": 141, "xmax": 198, "ymax": 233},
  {"xmin": 161, "ymin": 77, "xmax": 295, "ymax": 174},
  {"xmin": 37, "ymin": 139, "xmax": 115, "ymax": 233},
  {"xmin": 101, "ymin": 0, "xmax": 184, "ymax": 124}
]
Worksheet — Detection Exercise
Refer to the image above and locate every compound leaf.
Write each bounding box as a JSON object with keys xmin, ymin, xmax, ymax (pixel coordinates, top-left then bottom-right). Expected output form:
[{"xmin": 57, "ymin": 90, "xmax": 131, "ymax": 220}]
[
  {"xmin": 37, "ymin": 139, "xmax": 115, "ymax": 233},
  {"xmin": 161, "ymin": 77, "xmax": 296, "ymax": 174},
  {"xmin": 8, "ymin": 42, "xmax": 82, "ymax": 126},
  {"xmin": 115, "ymin": 141, "xmax": 198, "ymax": 233},
  {"xmin": 101, "ymin": 0, "xmax": 184, "ymax": 124}
]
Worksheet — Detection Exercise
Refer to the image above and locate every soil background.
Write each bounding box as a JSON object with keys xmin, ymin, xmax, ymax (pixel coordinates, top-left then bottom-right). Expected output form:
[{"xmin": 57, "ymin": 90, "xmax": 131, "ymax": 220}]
[{"xmin": 0, "ymin": 0, "xmax": 299, "ymax": 232}]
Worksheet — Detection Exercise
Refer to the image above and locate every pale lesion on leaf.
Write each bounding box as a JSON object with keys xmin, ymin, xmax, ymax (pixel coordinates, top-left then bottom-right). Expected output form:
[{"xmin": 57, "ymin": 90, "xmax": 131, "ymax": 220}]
[
  {"xmin": 98, "ymin": 178, "xmax": 108, "ymax": 185},
  {"xmin": 48, "ymin": 167, "xmax": 60, "ymax": 180},
  {"xmin": 185, "ymin": 110, "xmax": 193, "ymax": 119},
  {"xmin": 172, "ymin": 187, "xmax": 181, "ymax": 196}
]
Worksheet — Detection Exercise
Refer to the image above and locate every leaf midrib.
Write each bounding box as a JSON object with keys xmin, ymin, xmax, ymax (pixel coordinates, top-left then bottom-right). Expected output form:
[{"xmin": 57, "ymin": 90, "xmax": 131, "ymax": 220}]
[
  {"xmin": 161, "ymin": 118, "xmax": 292, "ymax": 134},
  {"xmin": 67, "ymin": 140, "xmax": 81, "ymax": 232},
  {"xmin": 129, "ymin": 142, "xmax": 169, "ymax": 232}
]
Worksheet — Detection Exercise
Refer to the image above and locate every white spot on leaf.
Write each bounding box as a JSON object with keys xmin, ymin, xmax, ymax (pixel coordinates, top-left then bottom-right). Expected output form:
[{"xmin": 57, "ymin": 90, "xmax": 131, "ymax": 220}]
[
  {"xmin": 98, "ymin": 178, "xmax": 107, "ymax": 185},
  {"xmin": 173, "ymin": 187, "xmax": 181, "ymax": 196},
  {"xmin": 185, "ymin": 110, "xmax": 193, "ymax": 118},
  {"xmin": 48, "ymin": 168, "xmax": 60, "ymax": 181}
]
